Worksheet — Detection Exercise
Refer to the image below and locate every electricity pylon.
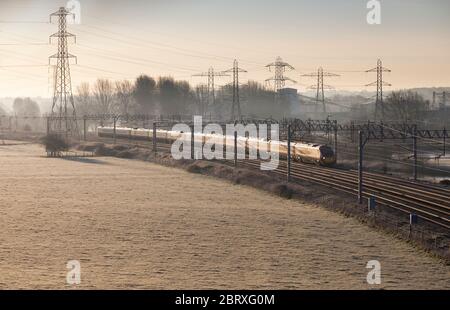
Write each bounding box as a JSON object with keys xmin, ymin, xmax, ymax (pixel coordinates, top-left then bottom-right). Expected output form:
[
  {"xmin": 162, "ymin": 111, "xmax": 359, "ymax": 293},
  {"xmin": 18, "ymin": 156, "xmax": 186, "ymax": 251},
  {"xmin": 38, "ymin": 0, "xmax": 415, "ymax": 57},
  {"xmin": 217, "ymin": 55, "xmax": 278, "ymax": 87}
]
[
  {"xmin": 265, "ymin": 56, "xmax": 296, "ymax": 104},
  {"xmin": 193, "ymin": 67, "xmax": 229, "ymax": 116},
  {"xmin": 302, "ymin": 67, "xmax": 340, "ymax": 113},
  {"xmin": 366, "ymin": 59, "xmax": 391, "ymax": 120},
  {"xmin": 224, "ymin": 59, "xmax": 247, "ymax": 121},
  {"xmin": 433, "ymin": 91, "xmax": 448, "ymax": 109},
  {"xmin": 49, "ymin": 6, "xmax": 78, "ymax": 137}
]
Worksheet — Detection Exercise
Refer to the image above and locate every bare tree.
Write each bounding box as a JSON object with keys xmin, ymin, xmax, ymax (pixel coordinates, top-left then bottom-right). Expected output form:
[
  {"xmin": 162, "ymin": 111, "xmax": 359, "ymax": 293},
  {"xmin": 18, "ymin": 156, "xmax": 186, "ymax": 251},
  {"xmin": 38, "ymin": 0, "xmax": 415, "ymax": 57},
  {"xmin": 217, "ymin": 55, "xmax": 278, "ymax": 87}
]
[
  {"xmin": 75, "ymin": 82, "xmax": 93, "ymax": 116},
  {"xmin": 385, "ymin": 90, "xmax": 430, "ymax": 122},
  {"xmin": 115, "ymin": 80, "xmax": 134, "ymax": 115},
  {"xmin": 13, "ymin": 97, "xmax": 40, "ymax": 117},
  {"xmin": 195, "ymin": 84, "xmax": 208, "ymax": 116},
  {"xmin": 134, "ymin": 75, "xmax": 156, "ymax": 114},
  {"xmin": 12, "ymin": 98, "xmax": 41, "ymax": 131},
  {"xmin": 93, "ymin": 79, "xmax": 115, "ymax": 115},
  {"xmin": 0, "ymin": 103, "xmax": 7, "ymax": 116},
  {"xmin": 241, "ymin": 80, "xmax": 277, "ymax": 118}
]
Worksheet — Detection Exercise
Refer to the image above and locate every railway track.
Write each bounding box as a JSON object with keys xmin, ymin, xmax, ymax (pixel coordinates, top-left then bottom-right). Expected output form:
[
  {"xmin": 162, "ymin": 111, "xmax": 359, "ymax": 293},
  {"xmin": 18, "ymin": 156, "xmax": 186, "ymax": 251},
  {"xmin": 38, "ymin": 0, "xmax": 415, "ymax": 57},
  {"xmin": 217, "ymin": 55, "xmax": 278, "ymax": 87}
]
[
  {"xmin": 237, "ymin": 159, "xmax": 450, "ymax": 230},
  {"xmin": 91, "ymin": 136, "xmax": 450, "ymax": 230}
]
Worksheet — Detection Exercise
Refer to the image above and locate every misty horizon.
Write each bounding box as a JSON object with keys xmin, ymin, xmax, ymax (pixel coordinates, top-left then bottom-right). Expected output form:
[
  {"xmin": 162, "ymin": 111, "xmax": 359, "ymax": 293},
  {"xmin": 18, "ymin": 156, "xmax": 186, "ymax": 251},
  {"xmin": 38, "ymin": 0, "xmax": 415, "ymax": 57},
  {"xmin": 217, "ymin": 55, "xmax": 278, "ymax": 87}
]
[{"xmin": 0, "ymin": 0, "xmax": 449, "ymax": 98}]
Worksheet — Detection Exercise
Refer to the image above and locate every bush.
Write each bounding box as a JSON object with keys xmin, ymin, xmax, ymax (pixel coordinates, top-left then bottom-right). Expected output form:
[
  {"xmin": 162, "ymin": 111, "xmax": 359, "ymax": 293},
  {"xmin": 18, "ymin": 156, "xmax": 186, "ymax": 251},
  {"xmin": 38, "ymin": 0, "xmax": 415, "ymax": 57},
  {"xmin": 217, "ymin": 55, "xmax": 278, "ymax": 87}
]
[{"xmin": 41, "ymin": 134, "xmax": 69, "ymax": 154}]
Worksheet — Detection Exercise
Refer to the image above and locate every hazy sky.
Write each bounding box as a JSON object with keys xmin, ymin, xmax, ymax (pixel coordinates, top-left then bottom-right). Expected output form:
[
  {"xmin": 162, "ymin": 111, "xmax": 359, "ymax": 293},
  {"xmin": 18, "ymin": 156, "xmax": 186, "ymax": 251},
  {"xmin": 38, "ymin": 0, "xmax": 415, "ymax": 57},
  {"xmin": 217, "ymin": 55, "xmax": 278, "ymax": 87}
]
[{"xmin": 0, "ymin": 0, "xmax": 449, "ymax": 98}]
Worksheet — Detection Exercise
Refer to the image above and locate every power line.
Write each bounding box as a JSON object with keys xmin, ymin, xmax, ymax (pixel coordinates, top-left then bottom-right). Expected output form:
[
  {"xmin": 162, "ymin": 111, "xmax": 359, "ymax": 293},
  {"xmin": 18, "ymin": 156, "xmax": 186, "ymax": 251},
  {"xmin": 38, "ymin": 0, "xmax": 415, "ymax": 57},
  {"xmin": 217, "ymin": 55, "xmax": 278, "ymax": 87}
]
[
  {"xmin": 76, "ymin": 24, "xmax": 237, "ymax": 65},
  {"xmin": 0, "ymin": 21, "xmax": 49, "ymax": 24},
  {"xmin": 82, "ymin": 14, "xmax": 267, "ymax": 67},
  {"xmin": 73, "ymin": 64, "xmax": 135, "ymax": 79},
  {"xmin": 0, "ymin": 43, "xmax": 48, "ymax": 46},
  {"xmin": 0, "ymin": 64, "xmax": 47, "ymax": 68},
  {"xmin": 0, "ymin": 46, "xmax": 48, "ymax": 65},
  {"xmin": 0, "ymin": 66, "xmax": 48, "ymax": 83},
  {"xmin": 75, "ymin": 43, "xmax": 200, "ymax": 72}
]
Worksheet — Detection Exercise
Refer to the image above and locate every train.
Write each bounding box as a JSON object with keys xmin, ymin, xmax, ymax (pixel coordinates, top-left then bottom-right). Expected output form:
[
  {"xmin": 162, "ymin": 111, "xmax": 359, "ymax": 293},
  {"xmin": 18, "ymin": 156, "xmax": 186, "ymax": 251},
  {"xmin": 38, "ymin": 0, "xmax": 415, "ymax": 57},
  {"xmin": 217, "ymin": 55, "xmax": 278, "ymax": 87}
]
[{"xmin": 97, "ymin": 126, "xmax": 337, "ymax": 166}]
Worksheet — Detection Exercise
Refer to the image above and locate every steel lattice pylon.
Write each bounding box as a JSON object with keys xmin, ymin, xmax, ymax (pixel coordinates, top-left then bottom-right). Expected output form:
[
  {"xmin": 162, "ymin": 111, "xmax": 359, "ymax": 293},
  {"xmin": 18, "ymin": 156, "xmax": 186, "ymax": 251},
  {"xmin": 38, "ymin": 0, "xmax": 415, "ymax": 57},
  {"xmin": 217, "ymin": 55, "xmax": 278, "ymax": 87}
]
[
  {"xmin": 433, "ymin": 91, "xmax": 448, "ymax": 109},
  {"xmin": 366, "ymin": 59, "xmax": 391, "ymax": 121},
  {"xmin": 265, "ymin": 56, "xmax": 296, "ymax": 104},
  {"xmin": 49, "ymin": 7, "xmax": 78, "ymax": 137},
  {"xmin": 224, "ymin": 59, "xmax": 247, "ymax": 121},
  {"xmin": 302, "ymin": 67, "xmax": 340, "ymax": 113},
  {"xmin": 193, "ymin": 67, "xmax": 229, "ymax": 116}
]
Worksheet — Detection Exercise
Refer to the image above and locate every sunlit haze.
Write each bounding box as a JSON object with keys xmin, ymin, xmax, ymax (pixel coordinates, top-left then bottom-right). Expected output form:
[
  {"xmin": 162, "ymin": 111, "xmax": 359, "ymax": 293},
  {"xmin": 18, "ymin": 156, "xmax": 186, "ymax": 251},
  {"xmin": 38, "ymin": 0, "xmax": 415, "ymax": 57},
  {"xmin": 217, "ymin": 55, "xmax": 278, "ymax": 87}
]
[{"xmin": 0, "ymin": 0, "xmax": 449, "ymax": 98}]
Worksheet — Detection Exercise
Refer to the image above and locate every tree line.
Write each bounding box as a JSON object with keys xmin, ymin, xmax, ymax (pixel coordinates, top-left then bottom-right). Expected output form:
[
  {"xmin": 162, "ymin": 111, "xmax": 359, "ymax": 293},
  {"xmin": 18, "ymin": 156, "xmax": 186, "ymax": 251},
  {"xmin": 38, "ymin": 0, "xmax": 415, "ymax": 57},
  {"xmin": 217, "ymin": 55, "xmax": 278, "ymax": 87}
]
[
  {"xmin": 0, "ymin": 74, "xmax": 433, "ymax": 123},
  {"xmin": 76, "ymin": 76, "xmax": 194, "ymax": 117},
  {"xmin": 74, "ymin": 75, "xmax": 285, "ymax": 119}
]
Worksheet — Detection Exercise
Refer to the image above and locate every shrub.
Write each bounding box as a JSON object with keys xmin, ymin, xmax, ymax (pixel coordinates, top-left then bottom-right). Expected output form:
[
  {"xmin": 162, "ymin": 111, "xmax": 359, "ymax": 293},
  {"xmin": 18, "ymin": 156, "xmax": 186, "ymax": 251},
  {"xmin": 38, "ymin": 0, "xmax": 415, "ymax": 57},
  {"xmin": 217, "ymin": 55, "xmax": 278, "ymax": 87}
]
[{"xmin": 41, "ymin": 134, "xmax": 69, "ymax": 154}]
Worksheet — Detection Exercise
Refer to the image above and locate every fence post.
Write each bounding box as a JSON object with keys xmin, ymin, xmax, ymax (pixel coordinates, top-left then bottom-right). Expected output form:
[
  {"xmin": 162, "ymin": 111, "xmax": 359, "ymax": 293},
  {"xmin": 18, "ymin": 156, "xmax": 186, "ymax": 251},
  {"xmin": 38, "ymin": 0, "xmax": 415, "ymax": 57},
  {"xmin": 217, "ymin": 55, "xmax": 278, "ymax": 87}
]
[
  {"xmin": 326, "ymin": 118, "xmax": 331, "ymax": 142},
  {"xmin": 234, "ymin": 131, "xmax": 238, "ymax": 167},
  {"xmin": 380, "ymin": 121, "xmax": 384, "ymax": 142},
  {"xmin": 358, "ymin": 130, "xmax": 364, "ymax": 204},
  {"xmin": 152, "ymin": 122, "xmax": 157, "ymax": 155},
  {"xmin": 368, "ymin": 196, "xmax": 376, "ymax": 213},
  {"xmin": 191, "ymin": 125, "xmax": 195, "ymax": 160},
  {"xmin": 443, "ymin": 127, "xmax": 446, "ymax": 157},
  {"xmin": 350, "ymin": 121, "xmax": 355, "ymax": 143},
  {"xmin": 413, "ymin": 125, "xmax": 417, "ymax": 181},
  {"xmin": 333, "ymin": 120, "xmax": 338, "ymax": 161},
  {"xmin": 287, "ymin": 125, "xmax": 291, "ymax": 182},
  {"xmin": 83, "ymin": 116, "xmax": 87, "ymax": 141},
  {"xmin": 113, "ymin": 116, "xmax": 117, "ymax": 144}
]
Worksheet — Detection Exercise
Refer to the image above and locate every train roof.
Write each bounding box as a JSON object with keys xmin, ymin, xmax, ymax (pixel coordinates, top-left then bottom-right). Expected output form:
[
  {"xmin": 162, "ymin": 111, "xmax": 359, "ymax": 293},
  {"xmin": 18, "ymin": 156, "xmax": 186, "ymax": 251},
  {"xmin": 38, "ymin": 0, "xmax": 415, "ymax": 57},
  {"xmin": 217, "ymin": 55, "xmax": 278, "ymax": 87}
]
[{"xmin": 98, "ymin": 126, "xmax": 331, "ymax": 148}]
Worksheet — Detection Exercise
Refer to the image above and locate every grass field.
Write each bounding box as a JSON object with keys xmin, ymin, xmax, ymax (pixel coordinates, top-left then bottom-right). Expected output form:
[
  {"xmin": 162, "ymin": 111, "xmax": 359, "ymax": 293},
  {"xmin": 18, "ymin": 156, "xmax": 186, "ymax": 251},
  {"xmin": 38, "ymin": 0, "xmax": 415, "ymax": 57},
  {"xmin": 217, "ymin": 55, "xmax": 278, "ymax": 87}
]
[{"xmin": 0, "ymin": 142, "xmax": 448, "ymax": 289}]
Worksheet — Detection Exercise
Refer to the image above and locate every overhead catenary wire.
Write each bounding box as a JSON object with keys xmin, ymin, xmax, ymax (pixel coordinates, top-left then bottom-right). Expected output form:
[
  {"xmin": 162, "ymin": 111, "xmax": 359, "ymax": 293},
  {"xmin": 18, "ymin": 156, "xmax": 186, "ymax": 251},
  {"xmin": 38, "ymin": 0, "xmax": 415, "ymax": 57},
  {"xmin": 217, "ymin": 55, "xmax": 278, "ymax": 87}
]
[
  {"xmin": 379, "ymin": 123, "xmax": 448, "ymax": 145},
  {"xmin": 0, "ymin": 17, "xmax": 392, "ymax": 91},
  {"xmin": 75, "ymin": 43, "xmax": 201, "ymax": 73},
  {"xmin": 75, "ymin": 25, "xmax": 235, "ymax": 65},
  {"xmin": 337, "ymin": 149, "xmax": 450, "ymax": 175}
]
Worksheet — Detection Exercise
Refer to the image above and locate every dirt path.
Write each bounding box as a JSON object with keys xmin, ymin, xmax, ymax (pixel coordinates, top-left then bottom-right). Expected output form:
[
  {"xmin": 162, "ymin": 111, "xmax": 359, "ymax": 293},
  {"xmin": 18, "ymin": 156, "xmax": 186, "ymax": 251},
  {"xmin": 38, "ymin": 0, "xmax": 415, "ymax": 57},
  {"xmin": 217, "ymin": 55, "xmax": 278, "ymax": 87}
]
[{"xmin": 0, "ymin": 143, "xmax": 448, "ymax": 289}]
